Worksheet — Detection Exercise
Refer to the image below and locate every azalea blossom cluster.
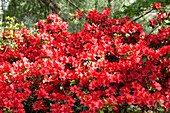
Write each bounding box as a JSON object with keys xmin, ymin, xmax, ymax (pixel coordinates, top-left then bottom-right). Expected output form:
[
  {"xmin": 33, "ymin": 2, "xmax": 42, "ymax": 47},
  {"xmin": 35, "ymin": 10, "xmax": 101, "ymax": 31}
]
[{"xmin": 0, "ymin": 2, "xmax": 169, "ymax": 113}]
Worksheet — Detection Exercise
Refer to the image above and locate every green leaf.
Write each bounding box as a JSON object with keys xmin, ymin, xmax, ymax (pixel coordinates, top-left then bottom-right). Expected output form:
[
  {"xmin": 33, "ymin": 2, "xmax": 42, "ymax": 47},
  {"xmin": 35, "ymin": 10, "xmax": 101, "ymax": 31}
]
[
  {"xmin": 104, "ymin": 99, "xmax": 108, "ymax": 104},
  {"xmin": 108, "ymin": 106, "xmax": 112, "ymax": 111},
  {"xmin": 168, "ymin": 36, "xmax": 170, "ymax": 40},
  {"xmin": 2, "ymin": 108, "xmax": 6, "ymax": 110},
  {"xmin": 60, "ymin": 86, "xmax": 63, "ymax": 90},
  {"xmin": 112, "ymin": 102, "xmax": 117, "ymax": 104},
  {"xmin": 24, "ymin": 69, "xmax": 29, "ymax": 74},
  {"xmin": 130, "ymin": 105, "xmax": 135, "ymax": 109},
  {"xmin": 114, "ymin": 72, "xmax": 117, "ymax": 74},
  {"xmin": 157, "ymin": 108, "xmax": 164, "ymax": 112},
  {"xmin": 155, "ymin": 102, "xmax": 158, "ymax": 108},
  {"xmin": 49, "ymin": 103, "xmax": 52, "ymax": 106},
  {"xmin": 87, "ymin": 61, "xmax": 92, "ymax": 65},
  {"xmin": 164, "ymin": 20, "xmax": 170, "ymax": 24},
  {"xmin": 83, "ymin": 97, "xmax": 87, "ymax": 101},
  {"xmin": 121, "ymin": 108, "xmax": 125, "ymax": 113},
  {"xmin": 99, "ymin": 110, "xmax": 104, "ymax": 113},
  {"xmin": 70, "ymin": 80, "xmax": 76, "ymax": 86},
  {"xmin": 125, "ymin": 33, "xmax": 130, "ymax": 37},
  {"xmin": 137, "ymin": 107, "xmax": 141, "ymax": 111},
  {"xmin": 142, "ymin": 56, "xmax": 146, "ymax": 62},
  {"xmin": 42, "ymin": 80, "xmax": 45, "ymax": 84},
  {"xmin": 86, "ymin": 18, "xmax": 90, "ymax": 22}
]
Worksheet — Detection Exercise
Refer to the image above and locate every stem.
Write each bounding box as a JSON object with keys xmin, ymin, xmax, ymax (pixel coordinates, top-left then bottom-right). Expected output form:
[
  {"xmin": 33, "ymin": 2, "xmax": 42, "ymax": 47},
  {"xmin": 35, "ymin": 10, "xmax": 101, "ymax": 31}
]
[
  {"xmin": 132, "ymin": 9, "xmax": 153, "ymax": 22},
  {"xmin": 146, "ymin": 25, "xmax": 160, "ymax": 38},
  {"xmin": 95, "ymin": 0, "xmax": 98, "ymax": 10}
]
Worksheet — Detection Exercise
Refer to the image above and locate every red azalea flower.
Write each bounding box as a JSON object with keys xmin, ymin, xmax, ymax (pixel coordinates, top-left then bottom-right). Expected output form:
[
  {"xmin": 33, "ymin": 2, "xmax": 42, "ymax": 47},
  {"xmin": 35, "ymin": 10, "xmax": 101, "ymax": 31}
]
[
  {"xmin": 153, "ymin": 2, "xmax": 162, "ymax": 9},
  {"xmin": 33, "ymin": 101, "xmax": 47, "ymax": 111},
  {"xmin": 149, "ymin": 19, "xmax": 157, "ymax": 26},
  {"xmin": 51, "ymin": 103, "xmax": 61, "ymax": 112},
  {"xmin": 100, "ymin": 8, "xmax": 111, "ymax": 16},
  {"xmin": 21, "ymin": 28, "xmax": 30, "ymax": 35},
  {"xmin": 75, "ymin": 11, "xmax": 84, "ymax": 18}
]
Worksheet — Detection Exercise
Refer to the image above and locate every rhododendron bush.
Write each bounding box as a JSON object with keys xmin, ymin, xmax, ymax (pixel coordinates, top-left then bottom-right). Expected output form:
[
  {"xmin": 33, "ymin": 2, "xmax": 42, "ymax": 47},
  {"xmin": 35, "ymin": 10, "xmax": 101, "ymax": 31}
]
[{"xmin": 0, "ymin": 2, "xmax": 169, "ymax": 113}]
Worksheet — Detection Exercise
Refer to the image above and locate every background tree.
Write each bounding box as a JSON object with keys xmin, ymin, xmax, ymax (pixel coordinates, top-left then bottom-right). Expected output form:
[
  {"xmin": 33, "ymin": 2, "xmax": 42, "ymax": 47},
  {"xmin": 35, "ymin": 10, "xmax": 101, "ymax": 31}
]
[
  {"xmin": 122, "ymin": 0, "xmax": 170, "ymax": 34},
  {"xmin": 1, "ymin": 0, "xmax": 170, "ymax": 33}
]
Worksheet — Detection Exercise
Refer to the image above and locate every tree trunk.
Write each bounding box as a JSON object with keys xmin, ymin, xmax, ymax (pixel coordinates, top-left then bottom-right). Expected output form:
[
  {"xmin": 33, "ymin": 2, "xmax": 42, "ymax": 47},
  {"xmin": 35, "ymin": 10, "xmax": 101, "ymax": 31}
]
[{"xmin": 95, "ymin": 0, "xmax": 98, "ymax": 10}]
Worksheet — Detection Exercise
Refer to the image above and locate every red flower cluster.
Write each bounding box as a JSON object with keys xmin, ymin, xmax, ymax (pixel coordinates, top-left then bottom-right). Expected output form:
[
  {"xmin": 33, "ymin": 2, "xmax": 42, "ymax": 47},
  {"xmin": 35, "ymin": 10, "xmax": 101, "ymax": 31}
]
[
  {"xmin": 153, "ymin": 2, "xmax": 162, "ymax": 9},
  {"xmin": 149, "ymin": 19, "xmax": 157, "ymax": 26},
  {"xmin": 0, "ymin": 5, "xmax": 169, "ymax": 113},
  {"xmin": 75, "ymin": 11, "xmax": 84, "ymax": 18}
]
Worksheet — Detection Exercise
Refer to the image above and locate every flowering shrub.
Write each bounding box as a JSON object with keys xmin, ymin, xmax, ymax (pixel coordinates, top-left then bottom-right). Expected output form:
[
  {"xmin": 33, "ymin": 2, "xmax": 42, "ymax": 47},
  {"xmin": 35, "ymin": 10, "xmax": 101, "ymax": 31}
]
[{"xmin": 0, "ymin": 2, "xmax": 169, "ymax": 113}]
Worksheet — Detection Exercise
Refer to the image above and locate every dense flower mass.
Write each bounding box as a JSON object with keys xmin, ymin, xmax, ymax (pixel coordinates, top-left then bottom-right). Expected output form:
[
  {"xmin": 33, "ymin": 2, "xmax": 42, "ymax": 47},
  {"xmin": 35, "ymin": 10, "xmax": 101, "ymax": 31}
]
[{"xmin": 0, "ymin": 2, "xmax": 169, "ymax": 113}]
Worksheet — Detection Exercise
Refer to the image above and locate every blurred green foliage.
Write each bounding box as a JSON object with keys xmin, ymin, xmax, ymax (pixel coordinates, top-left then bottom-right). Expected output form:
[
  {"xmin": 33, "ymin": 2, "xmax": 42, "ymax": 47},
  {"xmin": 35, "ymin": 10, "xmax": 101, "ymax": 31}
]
[
  {"xmin": 1, "ymin": 0, "xmax": 170, "ymax": 33},
  {"xmin": 0, "ymin": 16, "xmax": 25, "ymax": 48}
]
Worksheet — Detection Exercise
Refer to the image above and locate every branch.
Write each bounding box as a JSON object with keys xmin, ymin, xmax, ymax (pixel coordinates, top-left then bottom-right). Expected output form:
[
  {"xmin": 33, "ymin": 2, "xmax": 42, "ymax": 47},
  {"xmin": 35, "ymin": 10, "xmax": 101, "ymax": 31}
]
[
  {"xmin": 146, "ymin": 25, "xmax": 160, "ymax": 38},
  {"xmin": 66, "ymin": 0, "xmax": 81, "ymax": 11},
  {"xmin": 132, "ymin": 9, "xmax": 153, "ymax": 22},
  {"xmin": 40, "ymin": 0, "xmax": 60, "ymax": 14},
  {"xmin": 49, "ymin": 0, "xmax": 61, "ymax": 12}
]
